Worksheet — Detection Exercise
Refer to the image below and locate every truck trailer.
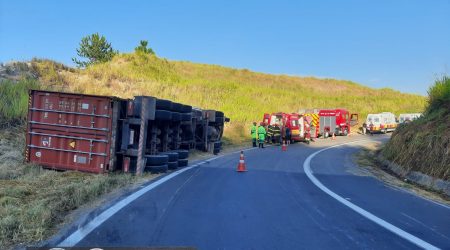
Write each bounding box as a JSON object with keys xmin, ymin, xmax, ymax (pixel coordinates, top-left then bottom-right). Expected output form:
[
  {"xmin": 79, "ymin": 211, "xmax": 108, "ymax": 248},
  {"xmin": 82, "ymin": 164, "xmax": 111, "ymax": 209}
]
[{"xmin": 25, "ymin": 90, "xmax": 228, "ymax": 174}]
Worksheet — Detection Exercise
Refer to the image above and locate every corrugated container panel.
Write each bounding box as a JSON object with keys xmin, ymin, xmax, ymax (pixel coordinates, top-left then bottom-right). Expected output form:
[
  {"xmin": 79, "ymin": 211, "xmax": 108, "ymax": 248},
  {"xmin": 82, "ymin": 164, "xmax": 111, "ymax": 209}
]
[{"xmin": 25, "ymin": 90, "xmax": 120, "ymax": 173}]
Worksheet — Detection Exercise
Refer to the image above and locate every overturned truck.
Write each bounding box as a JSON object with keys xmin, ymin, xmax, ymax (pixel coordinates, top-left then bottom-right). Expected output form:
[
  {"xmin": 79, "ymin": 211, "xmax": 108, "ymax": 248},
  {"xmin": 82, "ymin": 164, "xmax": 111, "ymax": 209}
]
[{"xmin": 25, "ymin": 90, "xmax": 229, "ymax": 174}]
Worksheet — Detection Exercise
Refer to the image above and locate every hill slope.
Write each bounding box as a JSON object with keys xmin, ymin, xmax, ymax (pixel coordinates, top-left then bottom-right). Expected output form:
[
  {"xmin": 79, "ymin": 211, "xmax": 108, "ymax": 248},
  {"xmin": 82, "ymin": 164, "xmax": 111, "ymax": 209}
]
[
  {"xmin": 4, "ymin": 54, "xmax": 426, "ymax": 143},
  {"xmin": 382, "ymin": 76, "xmax": 450, "ymax": 180}
]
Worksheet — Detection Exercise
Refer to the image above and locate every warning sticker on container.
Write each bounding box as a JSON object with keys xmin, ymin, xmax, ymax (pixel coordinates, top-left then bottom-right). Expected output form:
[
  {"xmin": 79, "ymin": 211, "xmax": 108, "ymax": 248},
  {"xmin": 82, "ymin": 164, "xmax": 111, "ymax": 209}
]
[
  {"xmin": 69, "ymin": 141, "xmax": 76, "ymax": 149},
  {"xmin": 81, "ymin": 103, "xmax": 89, "ymax": 110},
  {"xmin": 42, "ymin": 137, "xmax": 51, "ymax": 147}
]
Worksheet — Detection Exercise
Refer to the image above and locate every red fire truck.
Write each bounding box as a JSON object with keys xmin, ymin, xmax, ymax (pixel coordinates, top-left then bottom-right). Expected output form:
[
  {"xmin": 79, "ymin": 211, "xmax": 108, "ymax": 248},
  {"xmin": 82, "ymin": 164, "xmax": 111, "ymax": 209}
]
[
  {"xmin": 318, "ymin": 109, "xmax": 358, "ymax": 138},
  {"xmin": 262, "ymin": 112, "xmax": 309, "ymax": 143}
]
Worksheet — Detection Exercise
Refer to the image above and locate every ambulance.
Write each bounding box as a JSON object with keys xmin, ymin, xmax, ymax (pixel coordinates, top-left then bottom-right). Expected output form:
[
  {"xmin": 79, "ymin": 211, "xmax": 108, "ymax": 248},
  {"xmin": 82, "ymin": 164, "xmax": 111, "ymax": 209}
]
[{"xmin": 366, "ymin": 112, "xmax": 397, "ymax": 134}]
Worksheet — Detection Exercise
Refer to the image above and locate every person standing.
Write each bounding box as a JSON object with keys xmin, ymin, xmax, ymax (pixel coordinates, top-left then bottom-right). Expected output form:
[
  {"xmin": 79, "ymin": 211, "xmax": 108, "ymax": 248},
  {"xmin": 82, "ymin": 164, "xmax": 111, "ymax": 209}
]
[
  {"xmin": 258, "ymin": 122, "xmax": 267, "ymax": 148},
  {"xmin": 362, "ymin": 122, "xmax": 367, "ymax": 135},
  {"xmin": 250, "ymin": 122, "xmax": 258, "ymax": 147},
  {"xmin": 285, "ymin": 126, "xmax": 292, "ymax": 144}
]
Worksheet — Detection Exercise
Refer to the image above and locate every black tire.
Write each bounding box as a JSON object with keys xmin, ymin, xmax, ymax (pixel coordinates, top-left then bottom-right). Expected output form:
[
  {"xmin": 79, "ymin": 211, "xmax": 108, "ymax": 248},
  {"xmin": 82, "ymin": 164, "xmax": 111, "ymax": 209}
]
[
  {"xmin": 181, "ymin": 105, "xmax": 192, "ymax": 113},
  {"xmin": 145, "ymin": 164, "xmax": 168, "ymax": 174},
  {"xmin": 178, "ymin": 159, "xmax": 188, "ymax": 167},
  {"xmin": 343, "ymin": 129, "xmax": 348, "ymax": 136},
  {"xmin": 155, "ymin": 110, "xmax": 172, "ymax": 121},
  {"xmin": 156, "ymin": 99, "xmax": 172, "ymax": 111},
  {"xmin": 181, "ymin": 113, "xmax": 192, "ymax": 121},
  {"xmin": 213, "ymin": 141, "xmax": 221, "ymax": 150},
  {"xmin": 146, "ymin": 155, "xmax": 168, "ymax": 166},
  {"xmin": 171, "ymin": 112, "xmax": 181, "ymax": 122},
  {"xmin": 324, "ymin": 131, "xmax": 329, "ymax": 138},
  {"xmin": 168, "ymin": 161, "xmax": 178, "ymax": 170},
  {"xmin": 171, "ymin": 103, "xmax": 183, "ymax": 112},
  {"xmin": 215, "ymin": 111, "xmax": 224, "ymax": 117},
  {"xmin": 215, "ymin": 117, "xmax": 225, "ymax": 124},
  {"xmin": 213, "ymin": 148, "xmax": 220, "ymax": 155},
  {"xmin": 159, "ymin": 152, "xmax": 179, "ymax": 162},
  {"xmin": 173, "ymin": 150, "xmax": 189, "ymax": 159}
]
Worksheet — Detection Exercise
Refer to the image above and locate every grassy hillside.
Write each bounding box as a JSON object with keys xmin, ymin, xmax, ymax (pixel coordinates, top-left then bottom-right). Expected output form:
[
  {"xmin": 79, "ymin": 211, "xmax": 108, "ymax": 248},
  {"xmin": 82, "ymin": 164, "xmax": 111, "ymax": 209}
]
[
  {"xmin": 24, "ymin": 53, "xmax": 426, "ymax": 143},
  {"xmin": 382, "ymin": 76, "xmax": 450, "ymax": 180}
]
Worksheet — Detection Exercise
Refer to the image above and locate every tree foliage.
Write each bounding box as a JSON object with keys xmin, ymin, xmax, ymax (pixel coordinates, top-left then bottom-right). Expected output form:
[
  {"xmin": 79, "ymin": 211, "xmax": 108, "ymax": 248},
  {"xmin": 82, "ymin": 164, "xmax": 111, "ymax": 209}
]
[
  {"xmin": 135, "ymin": 40, "xmax": 155, "ymax": 55},
  {"xmin": 72, "ymin": 33, "xmax": 117, "ymax": 68}
]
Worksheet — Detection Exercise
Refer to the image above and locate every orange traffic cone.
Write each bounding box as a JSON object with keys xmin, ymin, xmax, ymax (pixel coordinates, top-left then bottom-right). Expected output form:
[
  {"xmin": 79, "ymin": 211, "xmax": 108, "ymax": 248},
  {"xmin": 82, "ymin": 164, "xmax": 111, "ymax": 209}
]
[
  {"xmin": 236, "ymin": 151, "xmax": 247, "ymax": 172},
  {"xmin": 332, "ymin": 133, "xmax": 336, "ymax": 140},
  {"xmin": 282, "ymin": 141, "xmax": 287, "ymax": 151}
]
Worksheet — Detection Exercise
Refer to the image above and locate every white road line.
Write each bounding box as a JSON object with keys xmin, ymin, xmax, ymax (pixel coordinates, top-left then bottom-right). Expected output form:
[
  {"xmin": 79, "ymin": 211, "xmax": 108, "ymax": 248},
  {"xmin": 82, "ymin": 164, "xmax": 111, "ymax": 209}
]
[
  {"xmin": 59, "ymin": 146, "xmax": 260, "ymax": 246},
  {"xmin": 58, "ymin": 166, "xmax": 195, "ymax": 247},
  {"xmin": 303, "ymin": 140, "xmax": 440, "ymax": 250}
]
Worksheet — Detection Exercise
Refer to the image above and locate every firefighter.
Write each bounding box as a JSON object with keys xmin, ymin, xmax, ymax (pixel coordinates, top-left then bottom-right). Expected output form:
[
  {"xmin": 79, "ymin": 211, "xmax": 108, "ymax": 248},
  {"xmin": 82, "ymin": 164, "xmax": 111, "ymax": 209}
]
[
  {"xmin": 267, "ymin": 124, "xmax": 274, "ymax": 143},
  {"xmin": 258, "ymin": 122, "xmax": 267, "ymax": 148},
  {"xmin": 272, "ymin": 123, "xmax": 281, "ymax": 144},
  {"xmin": 285, "ymin": 126, "xmax": 291, "ymax": 145},
  {"xmin": 362, "ymin": 122, "xmax": 367, "ymax": 135},
  {"xmin": 250, "ymin": 122, "xmax": 257, "ymax": 147}
]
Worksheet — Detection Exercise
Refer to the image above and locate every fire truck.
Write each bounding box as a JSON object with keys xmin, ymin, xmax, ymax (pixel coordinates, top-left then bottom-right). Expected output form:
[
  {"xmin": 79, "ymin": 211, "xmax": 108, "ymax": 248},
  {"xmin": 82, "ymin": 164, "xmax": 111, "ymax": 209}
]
[
  {"xmin": 318, "ymin": 109, "xmax": 358, "ymax": 138},
  {"xmin": 262, "ymin": 112, "xmax": 309, "ymax": 143}
]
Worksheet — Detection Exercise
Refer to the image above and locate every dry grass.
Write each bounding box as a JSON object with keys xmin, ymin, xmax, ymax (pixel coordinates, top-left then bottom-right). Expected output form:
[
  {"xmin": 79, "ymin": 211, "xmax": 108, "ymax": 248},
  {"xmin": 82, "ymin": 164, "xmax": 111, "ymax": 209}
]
[{"xmin": 0, "ymin": 127, "xmax": 158, "ymax": 249}]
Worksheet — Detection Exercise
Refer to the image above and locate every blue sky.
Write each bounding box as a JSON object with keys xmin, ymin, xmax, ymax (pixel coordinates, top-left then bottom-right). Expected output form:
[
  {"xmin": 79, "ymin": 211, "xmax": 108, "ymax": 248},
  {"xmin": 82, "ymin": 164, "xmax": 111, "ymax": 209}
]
[{"xmin": 1, "ymin": 0, "xmax": 449, "ymax": 95}]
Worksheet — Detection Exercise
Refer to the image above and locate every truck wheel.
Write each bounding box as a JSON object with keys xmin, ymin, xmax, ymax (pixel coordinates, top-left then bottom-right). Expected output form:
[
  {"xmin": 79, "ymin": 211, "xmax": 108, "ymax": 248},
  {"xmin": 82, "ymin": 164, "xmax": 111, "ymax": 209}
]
[
  {"xmin": 173, "ymin": 150, "xmax": 189, "ymax": 159},
  {"xmin": 171, "ymin": 112, "xmax": 181, "ymax": 122},
  {"xmin": 159, "ymin": 152, "xmax": 179, "ymax": 162},
  {"xmin": 343, "ymin": 129, "xmax": 348, "ymax": 136},
  {"xmin": 145, "ymin": 164, "xmax": 168, "ymax": 174},
  {"xmin": 181, "ymin": 113, "xmax": 192, "ymax": 121},
  {"xmin": 384, "ymin": 128, "xmax": 388, "ymax": 134},
  {"xmin": 155, "ymin": 110, "xmax": 172, "ymax": 121},
  {"xmin": 156, "ymin": 99, "xmax": 172, "ymax": 111},
  {"xmin": 146, "ymin": 155, "xmax": 168, "ymax": 166},
  {"xmin": 324, "ymin": 131, "xmax": 329, "ymax": 138},
  {"xmin": 178, "ymin": 159, "xmax": 188, "ymax": 167},
  {"xmin": 215, "ymin": 117, "xmax": 225, "ymax": 124},
  {"xmin": 167, "ymin": 161, "xmax": 178, "ymax": 170},
  {"xmin": 181, "ymin": 105, "xmax": 192, "ymax": 113},
  {"xmin": 171, "ymin": 103, "xmax": 183, "ymax": 112}
]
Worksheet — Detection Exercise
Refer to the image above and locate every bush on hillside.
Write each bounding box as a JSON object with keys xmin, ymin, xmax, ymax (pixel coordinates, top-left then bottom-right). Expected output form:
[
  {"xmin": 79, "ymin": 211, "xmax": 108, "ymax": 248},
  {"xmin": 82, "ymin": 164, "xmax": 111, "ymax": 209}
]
[
  {"xmin": 0, "ymin": 78, "xmax": 40, "ymax": 127},
  {"xmin": 427, "ymin": 75, "xmax": 450, "ymax": 113}
]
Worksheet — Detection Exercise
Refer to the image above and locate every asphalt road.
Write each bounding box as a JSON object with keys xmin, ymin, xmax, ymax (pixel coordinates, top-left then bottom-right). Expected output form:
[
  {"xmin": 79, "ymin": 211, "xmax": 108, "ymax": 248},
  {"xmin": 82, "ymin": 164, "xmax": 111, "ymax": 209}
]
[{"xmin": 58, "ymin": 134, "xmax": 450, "ymax": 249}]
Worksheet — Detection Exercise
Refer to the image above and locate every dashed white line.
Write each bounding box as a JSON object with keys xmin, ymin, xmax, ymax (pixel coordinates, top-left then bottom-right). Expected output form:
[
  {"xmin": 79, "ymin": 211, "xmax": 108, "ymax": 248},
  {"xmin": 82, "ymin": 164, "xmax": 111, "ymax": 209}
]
[{"xmin": 303, "ymin": 140, "xmax": 440, "ymax": 250}]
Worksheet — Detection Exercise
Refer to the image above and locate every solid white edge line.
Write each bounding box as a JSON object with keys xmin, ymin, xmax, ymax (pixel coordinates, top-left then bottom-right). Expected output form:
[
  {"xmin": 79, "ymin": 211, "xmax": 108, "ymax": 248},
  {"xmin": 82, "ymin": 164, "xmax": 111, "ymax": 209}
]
[
  {"xmin": 59, "ymin": 146, "xmax": 260, "ymax": 246},
  {"xmin": 58, "ymin": 166, "xmax": 194, "ymax": 247},
  {"xmin": 303, "ymin": 140, "xmax": 440, "ymax": 250}
]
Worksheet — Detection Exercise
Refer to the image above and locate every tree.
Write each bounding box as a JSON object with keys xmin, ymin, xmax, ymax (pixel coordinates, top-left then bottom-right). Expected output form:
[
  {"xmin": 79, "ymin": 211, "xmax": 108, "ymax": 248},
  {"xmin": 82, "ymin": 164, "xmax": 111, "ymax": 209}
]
[
  {"xmin": 135, "ymin": 40, "xmax": 155, "ymax": 55},
  {"xmin": 72, "ymin": 33, "xmax": 117, "ymax": 68}
]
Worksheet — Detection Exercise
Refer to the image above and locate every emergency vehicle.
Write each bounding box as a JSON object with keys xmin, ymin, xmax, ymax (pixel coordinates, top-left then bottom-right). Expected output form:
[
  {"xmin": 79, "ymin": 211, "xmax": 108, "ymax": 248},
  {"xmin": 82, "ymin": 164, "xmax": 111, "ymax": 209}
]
[
  {"xmin": 398, "ymin": 113, "xmax": 422, "ymax": 124},
  {"xmin": 262, "ymin": 112, "xmax": 309, "ymax": 143},
  {"xmin": 366, "ymin": 112, "xmax": 397, "ymax": 133},
  {"xmin": 318, "ymin": 109, "xmax": 358, "ymax": 138}
]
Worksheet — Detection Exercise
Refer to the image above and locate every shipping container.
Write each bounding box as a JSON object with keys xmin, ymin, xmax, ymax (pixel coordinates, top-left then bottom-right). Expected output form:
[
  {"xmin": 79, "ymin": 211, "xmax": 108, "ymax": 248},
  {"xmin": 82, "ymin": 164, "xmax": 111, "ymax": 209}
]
[{"xmin": 25, "ymin": 90, "xmax": 229, "ymax": 174}]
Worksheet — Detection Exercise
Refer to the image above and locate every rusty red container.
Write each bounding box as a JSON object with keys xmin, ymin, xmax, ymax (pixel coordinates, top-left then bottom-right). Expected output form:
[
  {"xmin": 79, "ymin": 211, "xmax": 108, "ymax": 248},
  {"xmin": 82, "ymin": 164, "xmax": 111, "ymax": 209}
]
[{"xmin": 25, "ymin": 90, "xmax": 123, "ymax": 173}]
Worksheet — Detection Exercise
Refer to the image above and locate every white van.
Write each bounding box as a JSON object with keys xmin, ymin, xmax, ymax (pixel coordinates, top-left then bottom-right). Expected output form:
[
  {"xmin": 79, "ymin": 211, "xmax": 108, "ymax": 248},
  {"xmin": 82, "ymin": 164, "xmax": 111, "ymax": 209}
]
[
  {"xmin": 366, "ymin": 112, "xmax": 397, "ymax": 134},
  {"xmin": 398, "ymin": 113, "xmax": 422, "ymax": 124}
]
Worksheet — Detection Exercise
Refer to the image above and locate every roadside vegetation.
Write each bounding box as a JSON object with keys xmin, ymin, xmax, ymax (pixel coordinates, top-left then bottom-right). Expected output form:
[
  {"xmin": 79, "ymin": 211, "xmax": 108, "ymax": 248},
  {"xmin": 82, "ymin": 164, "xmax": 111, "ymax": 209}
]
[{"xmin": 382, "ymin": 76, "xmax": 450, "ymax": 180}]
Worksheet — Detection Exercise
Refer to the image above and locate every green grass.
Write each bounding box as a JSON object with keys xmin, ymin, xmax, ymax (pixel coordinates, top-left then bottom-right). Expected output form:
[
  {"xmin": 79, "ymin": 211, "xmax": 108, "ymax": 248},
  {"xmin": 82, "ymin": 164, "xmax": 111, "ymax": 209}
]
[
  {"xmin": 24, "ymin": 53, "xmax": 426, "ymax": 143},
  {"xmin": 0, "ymin": 78, "xmax": 40, "ymax": 127},
  {"xmin": 382, "ymin": 76, "xmax": 450, "ymax": 180}
]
